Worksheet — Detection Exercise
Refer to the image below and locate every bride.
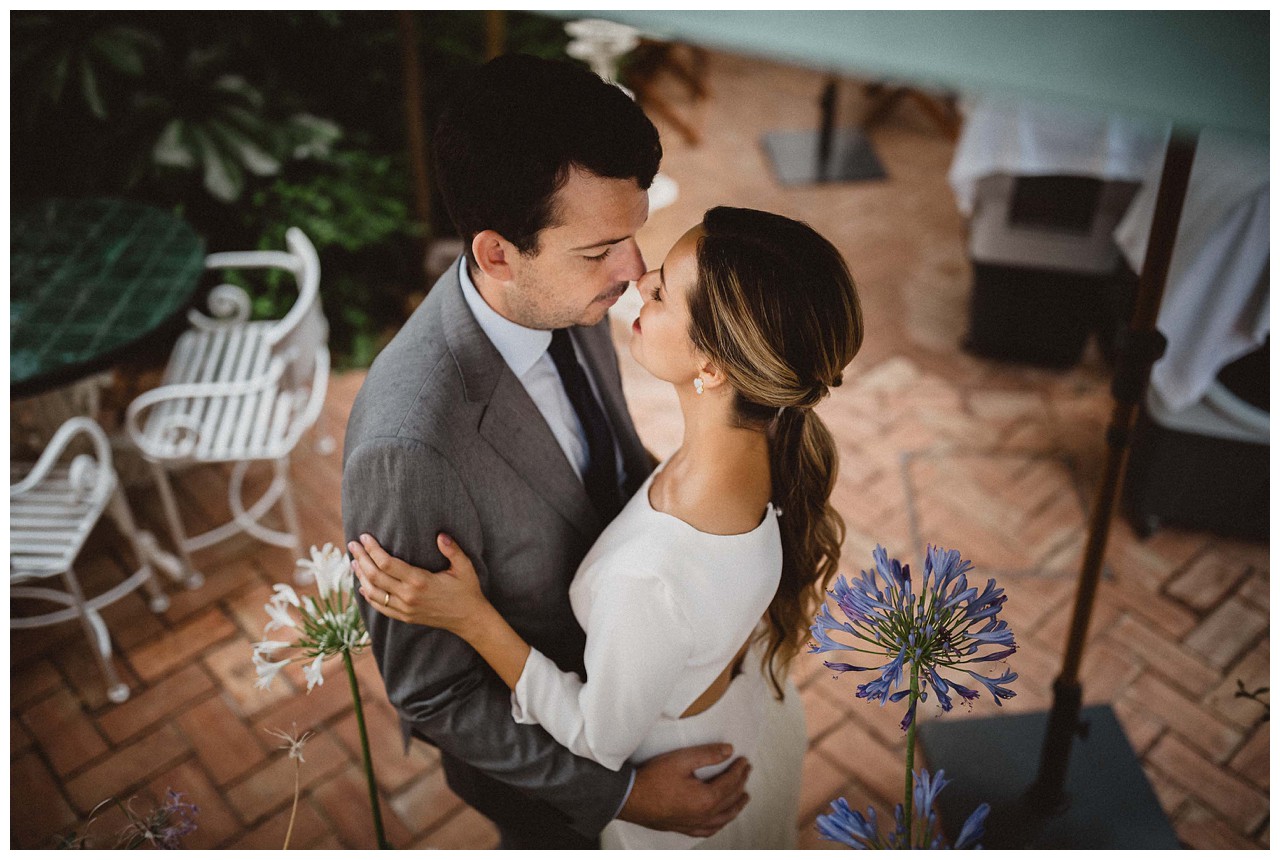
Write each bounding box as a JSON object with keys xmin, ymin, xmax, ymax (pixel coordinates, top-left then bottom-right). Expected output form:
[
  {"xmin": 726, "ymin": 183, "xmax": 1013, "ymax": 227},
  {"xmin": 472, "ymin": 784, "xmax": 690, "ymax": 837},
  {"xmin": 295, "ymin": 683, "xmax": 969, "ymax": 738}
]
[{"xmin": 349, "ymin": 206, "xmax": 863, "ymax": 849}]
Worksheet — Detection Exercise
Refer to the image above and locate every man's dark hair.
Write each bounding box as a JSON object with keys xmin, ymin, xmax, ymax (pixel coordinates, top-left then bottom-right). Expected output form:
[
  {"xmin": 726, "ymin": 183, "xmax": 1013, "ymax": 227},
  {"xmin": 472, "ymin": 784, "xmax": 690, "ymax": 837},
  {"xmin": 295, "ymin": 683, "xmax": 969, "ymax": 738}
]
[{"xmin": 433, "ymin": 54, "xmax": 662, "ymax": 265}]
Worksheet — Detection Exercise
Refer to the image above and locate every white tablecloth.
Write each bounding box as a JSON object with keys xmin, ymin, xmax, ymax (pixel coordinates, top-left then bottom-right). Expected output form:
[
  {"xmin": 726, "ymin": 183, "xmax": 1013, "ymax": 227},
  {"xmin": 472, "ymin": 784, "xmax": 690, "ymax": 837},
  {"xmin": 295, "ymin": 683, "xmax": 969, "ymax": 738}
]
[
  {"xmin": 1114, "ymin": 130, "xmax": 1270, "ymax": 412},
  {"xmin": 950, "ymin": 97, "xmax": 1269, "ymax": 413},
  {"xmin": 948, "ymin": 97, "xmax": 1166, "ymax": 216}
]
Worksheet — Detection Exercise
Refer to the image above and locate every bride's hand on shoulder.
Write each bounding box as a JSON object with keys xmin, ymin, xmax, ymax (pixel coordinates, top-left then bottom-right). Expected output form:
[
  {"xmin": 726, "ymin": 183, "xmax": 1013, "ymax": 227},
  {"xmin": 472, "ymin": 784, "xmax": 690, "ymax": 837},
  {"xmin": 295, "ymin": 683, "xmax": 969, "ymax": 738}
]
[{"xmin": 348, "ymin": 532, "xmax": 488, "ymax": 635}]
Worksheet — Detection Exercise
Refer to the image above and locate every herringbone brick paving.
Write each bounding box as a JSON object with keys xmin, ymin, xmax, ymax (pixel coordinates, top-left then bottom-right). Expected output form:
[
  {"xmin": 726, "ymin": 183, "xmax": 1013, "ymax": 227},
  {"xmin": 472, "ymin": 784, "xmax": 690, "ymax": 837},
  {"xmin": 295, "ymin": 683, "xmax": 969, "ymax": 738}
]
[{"xmin": 11, "ymin": 49, "xmax": 1268, "ymax": 849}]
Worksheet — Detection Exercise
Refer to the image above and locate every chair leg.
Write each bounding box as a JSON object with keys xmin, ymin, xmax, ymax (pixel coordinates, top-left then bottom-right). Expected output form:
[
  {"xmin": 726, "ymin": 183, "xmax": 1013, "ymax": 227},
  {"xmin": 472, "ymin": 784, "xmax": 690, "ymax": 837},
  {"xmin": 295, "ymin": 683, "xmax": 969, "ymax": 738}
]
[
  {"xmin": 138, "ymin": 531, "xmax": 205, "ymax": 591},
  {"xmin": 150, "ymin": 462, "xmax": 202, "ymax": 582},
  {"xmin": 106, "ymin": 487, "xmax": 199, "ymax": 609},
  {"xmin": 62, "ymin": 566, "xmax": 130, "ymax": 704},
  {"xmin": 274, "ymin": 458, "xmax": 310, "ymax": 584},
  {"xmin": 312, "ymin": 410, "xmax": 337, "ymax": 457}
]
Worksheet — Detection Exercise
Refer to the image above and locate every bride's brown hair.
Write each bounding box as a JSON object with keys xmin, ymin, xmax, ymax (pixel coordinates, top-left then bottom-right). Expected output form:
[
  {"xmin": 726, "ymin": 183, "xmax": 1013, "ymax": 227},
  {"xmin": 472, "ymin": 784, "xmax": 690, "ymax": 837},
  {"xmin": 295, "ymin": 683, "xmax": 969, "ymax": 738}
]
[{"xmin": 688, "ymin": 206, "xmax": 863, "ymax": 698}]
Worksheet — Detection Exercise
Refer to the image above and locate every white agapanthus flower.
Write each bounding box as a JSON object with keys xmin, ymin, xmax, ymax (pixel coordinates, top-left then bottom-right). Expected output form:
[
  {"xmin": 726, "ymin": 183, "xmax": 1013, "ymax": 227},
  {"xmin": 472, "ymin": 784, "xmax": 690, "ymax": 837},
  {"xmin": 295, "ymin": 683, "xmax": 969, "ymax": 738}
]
[
  {"xmin": 304, "ymin": 654, "xmax": 326, "ymax": 691},
  {"xmin": 272, "ymin": 583, "xmax": 302, "ymax": 607},
  {"xmin": 263, "ymin": 601, "xmax": 298, "ymax": 634},
  {"xmin": 297, "ymin": 542, "xmax": 354, "ymax": 599},
  {"xmin": 252, "ymin": 544, "xmax": 370, "ymax": 693},
  {"xmin": 253, "ymin": 651, "xmax": 290, "ymax": 690},
  {"xmin": 253, "ymin": 545, "xmax": 388, "ymax": 849}
]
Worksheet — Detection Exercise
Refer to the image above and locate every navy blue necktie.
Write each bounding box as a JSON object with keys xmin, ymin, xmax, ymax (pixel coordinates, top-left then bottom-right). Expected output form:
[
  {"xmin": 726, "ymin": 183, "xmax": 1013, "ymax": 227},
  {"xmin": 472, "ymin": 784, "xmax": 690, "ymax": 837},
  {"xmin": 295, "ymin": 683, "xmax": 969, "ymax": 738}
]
[{"xmin": 547, "ymin": 328, "xmax": 622, "ymax": 520}]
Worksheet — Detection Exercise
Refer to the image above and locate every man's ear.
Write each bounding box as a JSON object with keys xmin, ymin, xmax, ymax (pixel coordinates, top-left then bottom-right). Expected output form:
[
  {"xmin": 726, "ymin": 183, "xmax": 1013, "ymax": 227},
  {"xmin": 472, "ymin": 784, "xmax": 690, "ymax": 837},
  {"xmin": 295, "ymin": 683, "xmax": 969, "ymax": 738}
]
[{"xmin": 472, "ymin": 230, "xmax": 515, "ymax": 282}]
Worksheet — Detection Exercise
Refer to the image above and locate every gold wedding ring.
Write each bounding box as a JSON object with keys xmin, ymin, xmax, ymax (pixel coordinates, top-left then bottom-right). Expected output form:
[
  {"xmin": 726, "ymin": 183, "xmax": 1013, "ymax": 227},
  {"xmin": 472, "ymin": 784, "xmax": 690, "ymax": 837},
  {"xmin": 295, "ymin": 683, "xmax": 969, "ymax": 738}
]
[{"xmin": 383, "ymin": 592, "xmax": 391, "ymax": 607}]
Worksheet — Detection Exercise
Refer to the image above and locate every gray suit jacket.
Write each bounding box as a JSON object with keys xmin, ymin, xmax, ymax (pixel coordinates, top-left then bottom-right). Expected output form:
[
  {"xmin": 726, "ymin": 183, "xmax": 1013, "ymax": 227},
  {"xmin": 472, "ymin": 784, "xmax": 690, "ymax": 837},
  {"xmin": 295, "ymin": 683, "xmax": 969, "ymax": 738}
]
[{"xmin": 342, "ymin": 261, "xmax": 652, "ymax": 838}]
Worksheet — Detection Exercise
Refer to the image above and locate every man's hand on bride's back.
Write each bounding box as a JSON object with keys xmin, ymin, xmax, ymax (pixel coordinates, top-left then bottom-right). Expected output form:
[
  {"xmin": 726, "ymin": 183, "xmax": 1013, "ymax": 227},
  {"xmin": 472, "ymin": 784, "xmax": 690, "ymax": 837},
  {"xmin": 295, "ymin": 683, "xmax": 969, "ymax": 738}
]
[
  {"xmin": 349, "ymin": 532, "xmax": 490, "ymax": 635},
  {"xmin": 618, "ymin": 744, "xmax": 751, "ymax": 838}
]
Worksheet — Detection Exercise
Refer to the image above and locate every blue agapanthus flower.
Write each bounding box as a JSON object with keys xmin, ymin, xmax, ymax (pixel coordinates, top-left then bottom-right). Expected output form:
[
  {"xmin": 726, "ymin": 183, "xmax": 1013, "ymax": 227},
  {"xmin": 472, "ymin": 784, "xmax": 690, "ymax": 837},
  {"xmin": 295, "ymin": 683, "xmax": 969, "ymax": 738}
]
[
  {"xmin": 811, "ymin": 545, "xmax": 1017, "ymax": 729},
  {"xmin": 817, "ymin": 768, "xmax": 989, "ymax": 849}
]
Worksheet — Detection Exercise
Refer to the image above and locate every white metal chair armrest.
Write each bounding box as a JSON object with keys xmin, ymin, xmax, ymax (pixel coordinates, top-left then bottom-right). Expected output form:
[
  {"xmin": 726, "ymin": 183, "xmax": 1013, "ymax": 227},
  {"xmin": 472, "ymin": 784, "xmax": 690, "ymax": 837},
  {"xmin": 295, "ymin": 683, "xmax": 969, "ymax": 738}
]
[
  {"xmin": 227, "ymin": 345, "xmax": 330, "ymax": 461},
  {"xmin": 10, "ymin": 416, "xmax": 113, "ymax": 502},
  {"xmin": 266, "ymin": 228, "xmax": 321, "ymax": 349},
  {"xmin": 204, "ymin": 249, "xmax": 300, "ymax": 273},
  {"xmin": 202, "ymin": 228, "xmax": 320, "ymax": 350},
  {"xmin": 188, "ymin": 283, "xmax": 253, "ymax": 329},
  {"xmin": 290, "ymin": 345, "xmax": 331, "ymax": 448},
  {"xmin": 124, "ymin": 358, "xmax": 288, "ymax": 459}
]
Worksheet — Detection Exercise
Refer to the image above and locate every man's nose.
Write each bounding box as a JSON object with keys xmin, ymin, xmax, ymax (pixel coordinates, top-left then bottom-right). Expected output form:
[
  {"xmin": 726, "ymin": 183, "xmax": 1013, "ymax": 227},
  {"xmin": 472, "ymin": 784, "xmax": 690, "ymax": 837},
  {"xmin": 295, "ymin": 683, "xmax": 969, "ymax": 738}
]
[
  {"xmin": 616, "ymin": 239, "xmax": 646, "ymax": 283},
  {"xmin": 635, "ymin": 267, "xmax": 655, "ymax": 298}
]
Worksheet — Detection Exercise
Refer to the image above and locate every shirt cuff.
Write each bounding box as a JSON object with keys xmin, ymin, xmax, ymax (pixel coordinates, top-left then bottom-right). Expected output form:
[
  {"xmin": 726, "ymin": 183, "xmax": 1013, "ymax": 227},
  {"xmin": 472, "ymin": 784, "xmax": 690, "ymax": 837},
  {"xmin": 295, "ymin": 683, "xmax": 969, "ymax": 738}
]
[{"xmin": 612, "ymin": 768, "xmax": 637, "ymax": 822}]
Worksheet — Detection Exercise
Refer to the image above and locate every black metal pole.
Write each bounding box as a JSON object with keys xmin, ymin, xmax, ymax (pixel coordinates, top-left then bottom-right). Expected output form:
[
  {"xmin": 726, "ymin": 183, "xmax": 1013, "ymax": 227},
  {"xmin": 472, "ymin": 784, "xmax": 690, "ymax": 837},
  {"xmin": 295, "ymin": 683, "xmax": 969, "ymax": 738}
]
[
  {"xmin": 817, "ymin": 77, "xmax": 838, "ymax": 181},
  {"xmin": 1025, "ymin": 129, "xmax": 1199, "ymax": 810}
]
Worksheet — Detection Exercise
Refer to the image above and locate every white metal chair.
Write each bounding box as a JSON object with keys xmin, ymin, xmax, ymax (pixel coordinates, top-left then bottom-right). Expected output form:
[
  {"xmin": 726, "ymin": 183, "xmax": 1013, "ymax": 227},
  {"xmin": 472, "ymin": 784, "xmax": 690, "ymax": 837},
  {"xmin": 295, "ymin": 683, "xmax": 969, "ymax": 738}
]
[
  {"xmin": 11, "ymin": 417, "xmax": 193, "ymax": 703},
  {"xmin": 125, "ymin": 228, "xmax": 331, "ymax": 581}
]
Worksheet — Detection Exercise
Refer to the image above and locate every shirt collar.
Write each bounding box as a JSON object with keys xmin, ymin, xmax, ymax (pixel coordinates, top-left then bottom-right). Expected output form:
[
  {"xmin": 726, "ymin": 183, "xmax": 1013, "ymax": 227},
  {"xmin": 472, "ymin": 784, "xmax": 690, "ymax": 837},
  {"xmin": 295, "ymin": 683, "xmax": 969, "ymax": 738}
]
[{"xmin": 457, "ymin": 257, "xmax": 552, "ymax": 378}]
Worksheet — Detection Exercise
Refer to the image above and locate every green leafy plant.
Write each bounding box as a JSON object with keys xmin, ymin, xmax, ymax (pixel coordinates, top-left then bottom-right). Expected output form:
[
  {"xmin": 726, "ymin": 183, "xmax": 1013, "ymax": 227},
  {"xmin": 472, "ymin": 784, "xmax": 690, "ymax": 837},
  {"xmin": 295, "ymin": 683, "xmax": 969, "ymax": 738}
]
[
  {"xmin": 232, "ymin": 148, "xmax": 421, "ymax": 366},
  {"xmin": 249, "ymin": 149, "xmax": 418, "ymax": 254},
  {"xmin": 13, "ymin": 13, "xmax": 344, "ymax": 210},
  {"xmin": 12, "ymin": 13, "xmax": 158, "ymax": 125},
  {"xmin": 136, "ymin": 45, "xmax": 341, "ymax": 202}
]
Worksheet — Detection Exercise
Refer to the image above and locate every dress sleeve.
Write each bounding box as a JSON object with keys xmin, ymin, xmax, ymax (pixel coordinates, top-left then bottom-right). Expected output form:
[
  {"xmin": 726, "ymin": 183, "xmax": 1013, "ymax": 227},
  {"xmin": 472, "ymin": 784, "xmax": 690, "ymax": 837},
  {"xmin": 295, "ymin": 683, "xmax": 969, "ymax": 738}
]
[{"xmin": 511, "ymin": 571, "xmax": 693, "ymax": 771}]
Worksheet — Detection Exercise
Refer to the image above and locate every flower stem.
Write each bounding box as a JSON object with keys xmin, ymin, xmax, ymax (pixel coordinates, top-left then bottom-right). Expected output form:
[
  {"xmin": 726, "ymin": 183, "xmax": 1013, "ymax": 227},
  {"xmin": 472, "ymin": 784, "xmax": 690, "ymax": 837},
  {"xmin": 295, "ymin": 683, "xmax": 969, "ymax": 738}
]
[
  {"xmin": 283, "ymin": 763, "xmax": 300, "ymax": 849},
  {"xmin": 344, "ymin": 651, "xmax": 389, "ymax": 849},
  {"xmin": 904, "ymin": 664, "xmax": 920, "ymax": 847}
]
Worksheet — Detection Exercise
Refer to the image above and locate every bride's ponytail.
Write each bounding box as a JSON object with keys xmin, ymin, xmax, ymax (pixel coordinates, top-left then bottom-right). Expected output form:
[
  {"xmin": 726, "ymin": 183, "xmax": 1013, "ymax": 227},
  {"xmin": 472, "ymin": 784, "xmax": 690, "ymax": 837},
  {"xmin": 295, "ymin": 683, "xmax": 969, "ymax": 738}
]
[
  {"xmin": 764, "ymin": 407, "xmax": 845, "ymax": 696},
  {"xmin": 688, "ymin": 207, "xmax": 863, "ymax": 698}
]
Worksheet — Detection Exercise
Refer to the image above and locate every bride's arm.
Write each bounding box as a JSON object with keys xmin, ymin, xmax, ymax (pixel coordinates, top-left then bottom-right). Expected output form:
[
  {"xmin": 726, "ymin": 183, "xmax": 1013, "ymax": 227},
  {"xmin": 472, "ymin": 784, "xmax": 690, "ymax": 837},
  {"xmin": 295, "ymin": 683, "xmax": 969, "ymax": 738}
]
[
  {"xmin": 349, "ymin": 533, "xmax": 530, "ymax": 690},
  {"xmin": 511, "ymin": 571, "xmax": 694, "ymax": 771}
]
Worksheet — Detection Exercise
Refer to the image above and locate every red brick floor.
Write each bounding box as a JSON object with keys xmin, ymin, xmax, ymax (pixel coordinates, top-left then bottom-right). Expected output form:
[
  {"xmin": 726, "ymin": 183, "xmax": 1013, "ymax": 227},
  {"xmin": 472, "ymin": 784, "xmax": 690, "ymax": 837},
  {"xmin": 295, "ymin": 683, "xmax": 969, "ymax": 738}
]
[{"xmin": 11, "ymin": 49, "xmax": 1268, "ymax": 849}]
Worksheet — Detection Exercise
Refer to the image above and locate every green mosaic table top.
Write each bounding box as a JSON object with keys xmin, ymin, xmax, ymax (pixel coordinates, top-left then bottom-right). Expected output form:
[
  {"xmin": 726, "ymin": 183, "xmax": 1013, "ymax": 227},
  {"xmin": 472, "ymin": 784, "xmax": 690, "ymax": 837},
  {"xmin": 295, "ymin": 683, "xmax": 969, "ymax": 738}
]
[{"xmin": 11, "ymin": 198, "xmax": 206, "ymax": 398}]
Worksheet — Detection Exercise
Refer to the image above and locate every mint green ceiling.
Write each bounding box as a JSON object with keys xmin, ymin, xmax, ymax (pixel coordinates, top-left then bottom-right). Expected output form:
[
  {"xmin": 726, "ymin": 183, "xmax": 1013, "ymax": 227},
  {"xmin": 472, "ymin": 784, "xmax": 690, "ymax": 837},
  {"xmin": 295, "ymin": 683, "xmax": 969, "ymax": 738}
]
[{"xmin": 547, "ymin": 11, "xmax": 1267, "ymax": 140}]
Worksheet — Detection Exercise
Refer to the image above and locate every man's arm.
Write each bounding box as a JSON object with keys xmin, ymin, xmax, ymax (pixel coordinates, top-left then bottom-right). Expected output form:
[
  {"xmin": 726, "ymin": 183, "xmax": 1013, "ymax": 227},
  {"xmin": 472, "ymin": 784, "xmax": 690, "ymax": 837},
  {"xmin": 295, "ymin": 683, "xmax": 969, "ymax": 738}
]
[
  {"xmin": 343, "ymin": 435, "xmax": 752, "ymax": 839},
  {"xmin": 343, "ymin": 435, "xmax": 631, "ymax": 838},
  {"xmin": 620, "ymin": 747, "xmax": 752, "ymax": 838}
]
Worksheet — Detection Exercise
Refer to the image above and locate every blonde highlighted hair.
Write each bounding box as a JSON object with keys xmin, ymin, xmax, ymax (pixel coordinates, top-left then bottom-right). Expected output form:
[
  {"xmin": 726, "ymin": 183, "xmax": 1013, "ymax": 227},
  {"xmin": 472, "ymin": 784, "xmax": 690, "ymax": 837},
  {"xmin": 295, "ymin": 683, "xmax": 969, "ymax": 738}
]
[{"xmin": 687, "ymin": 207, "xmax": 863, "ymax": 697}]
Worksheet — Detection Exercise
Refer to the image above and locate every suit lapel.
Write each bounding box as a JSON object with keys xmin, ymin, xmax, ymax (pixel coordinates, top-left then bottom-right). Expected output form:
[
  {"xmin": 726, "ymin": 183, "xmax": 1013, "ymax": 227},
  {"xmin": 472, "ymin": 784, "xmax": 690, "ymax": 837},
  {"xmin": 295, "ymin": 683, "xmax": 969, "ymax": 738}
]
[
  {"xmin": 478, "ymin": 374, "xmax": 602, "ymax": 537},
  {"xmin": 439, "ymin": 263, "xmax": 601, "ymax": 539}
]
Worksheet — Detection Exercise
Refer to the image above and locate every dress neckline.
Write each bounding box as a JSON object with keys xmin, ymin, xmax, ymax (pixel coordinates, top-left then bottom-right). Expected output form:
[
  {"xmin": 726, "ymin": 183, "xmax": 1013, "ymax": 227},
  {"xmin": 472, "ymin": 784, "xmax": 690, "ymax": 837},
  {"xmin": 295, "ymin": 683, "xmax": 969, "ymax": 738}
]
[{"xmin": 641, "ymin": 457, "xmax": 776, "ymax": 538}]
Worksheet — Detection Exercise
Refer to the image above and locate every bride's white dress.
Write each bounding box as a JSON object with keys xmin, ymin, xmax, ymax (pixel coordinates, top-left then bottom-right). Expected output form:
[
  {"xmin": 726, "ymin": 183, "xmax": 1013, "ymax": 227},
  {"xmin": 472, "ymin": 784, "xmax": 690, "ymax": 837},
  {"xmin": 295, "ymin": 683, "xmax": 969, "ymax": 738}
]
[{"xmin": 511, "ymin": 463, "xmax": 807, "ymax": 849}]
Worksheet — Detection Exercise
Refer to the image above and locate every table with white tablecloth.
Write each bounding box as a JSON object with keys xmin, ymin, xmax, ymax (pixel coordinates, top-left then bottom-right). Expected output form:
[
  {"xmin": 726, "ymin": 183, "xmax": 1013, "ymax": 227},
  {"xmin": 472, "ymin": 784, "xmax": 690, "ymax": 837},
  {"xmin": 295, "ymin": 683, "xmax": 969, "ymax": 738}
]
[
  {"xmin": 948, "ymin": 97, "xmax": 1167, "ymax": 217},
  {"xmin": 948, "ymin": 97, "xmax": 1167, "ymax": 365},
  {"xmin": 949, "ymin": 97, "xmax": 1268, "ymax": 391}
]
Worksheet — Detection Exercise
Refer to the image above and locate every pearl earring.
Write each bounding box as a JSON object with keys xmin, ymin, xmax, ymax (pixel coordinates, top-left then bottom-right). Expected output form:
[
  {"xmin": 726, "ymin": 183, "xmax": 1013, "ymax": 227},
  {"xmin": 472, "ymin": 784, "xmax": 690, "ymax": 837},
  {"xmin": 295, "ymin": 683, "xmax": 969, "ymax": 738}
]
[{"xmin": 694, "ymin": 378, "xmax": 705, "ymax": 395}]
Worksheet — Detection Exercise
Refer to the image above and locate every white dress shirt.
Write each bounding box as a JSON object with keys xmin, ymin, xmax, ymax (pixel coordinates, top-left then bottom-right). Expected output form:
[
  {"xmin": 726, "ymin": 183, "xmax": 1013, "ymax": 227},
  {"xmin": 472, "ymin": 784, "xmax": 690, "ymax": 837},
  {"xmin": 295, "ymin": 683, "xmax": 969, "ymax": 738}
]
[{"xmin": 458, "ymin": 258, "xmax": 625, "ymax": 488}]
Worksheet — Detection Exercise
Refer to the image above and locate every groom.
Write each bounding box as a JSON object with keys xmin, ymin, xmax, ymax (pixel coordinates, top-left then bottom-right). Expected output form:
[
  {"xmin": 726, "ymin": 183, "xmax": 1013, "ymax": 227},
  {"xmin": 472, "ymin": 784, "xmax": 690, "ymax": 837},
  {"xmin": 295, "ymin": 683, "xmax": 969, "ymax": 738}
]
[{"xmin": 342, "ymin": 55, "xmax": 750, "ymax": 848}]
